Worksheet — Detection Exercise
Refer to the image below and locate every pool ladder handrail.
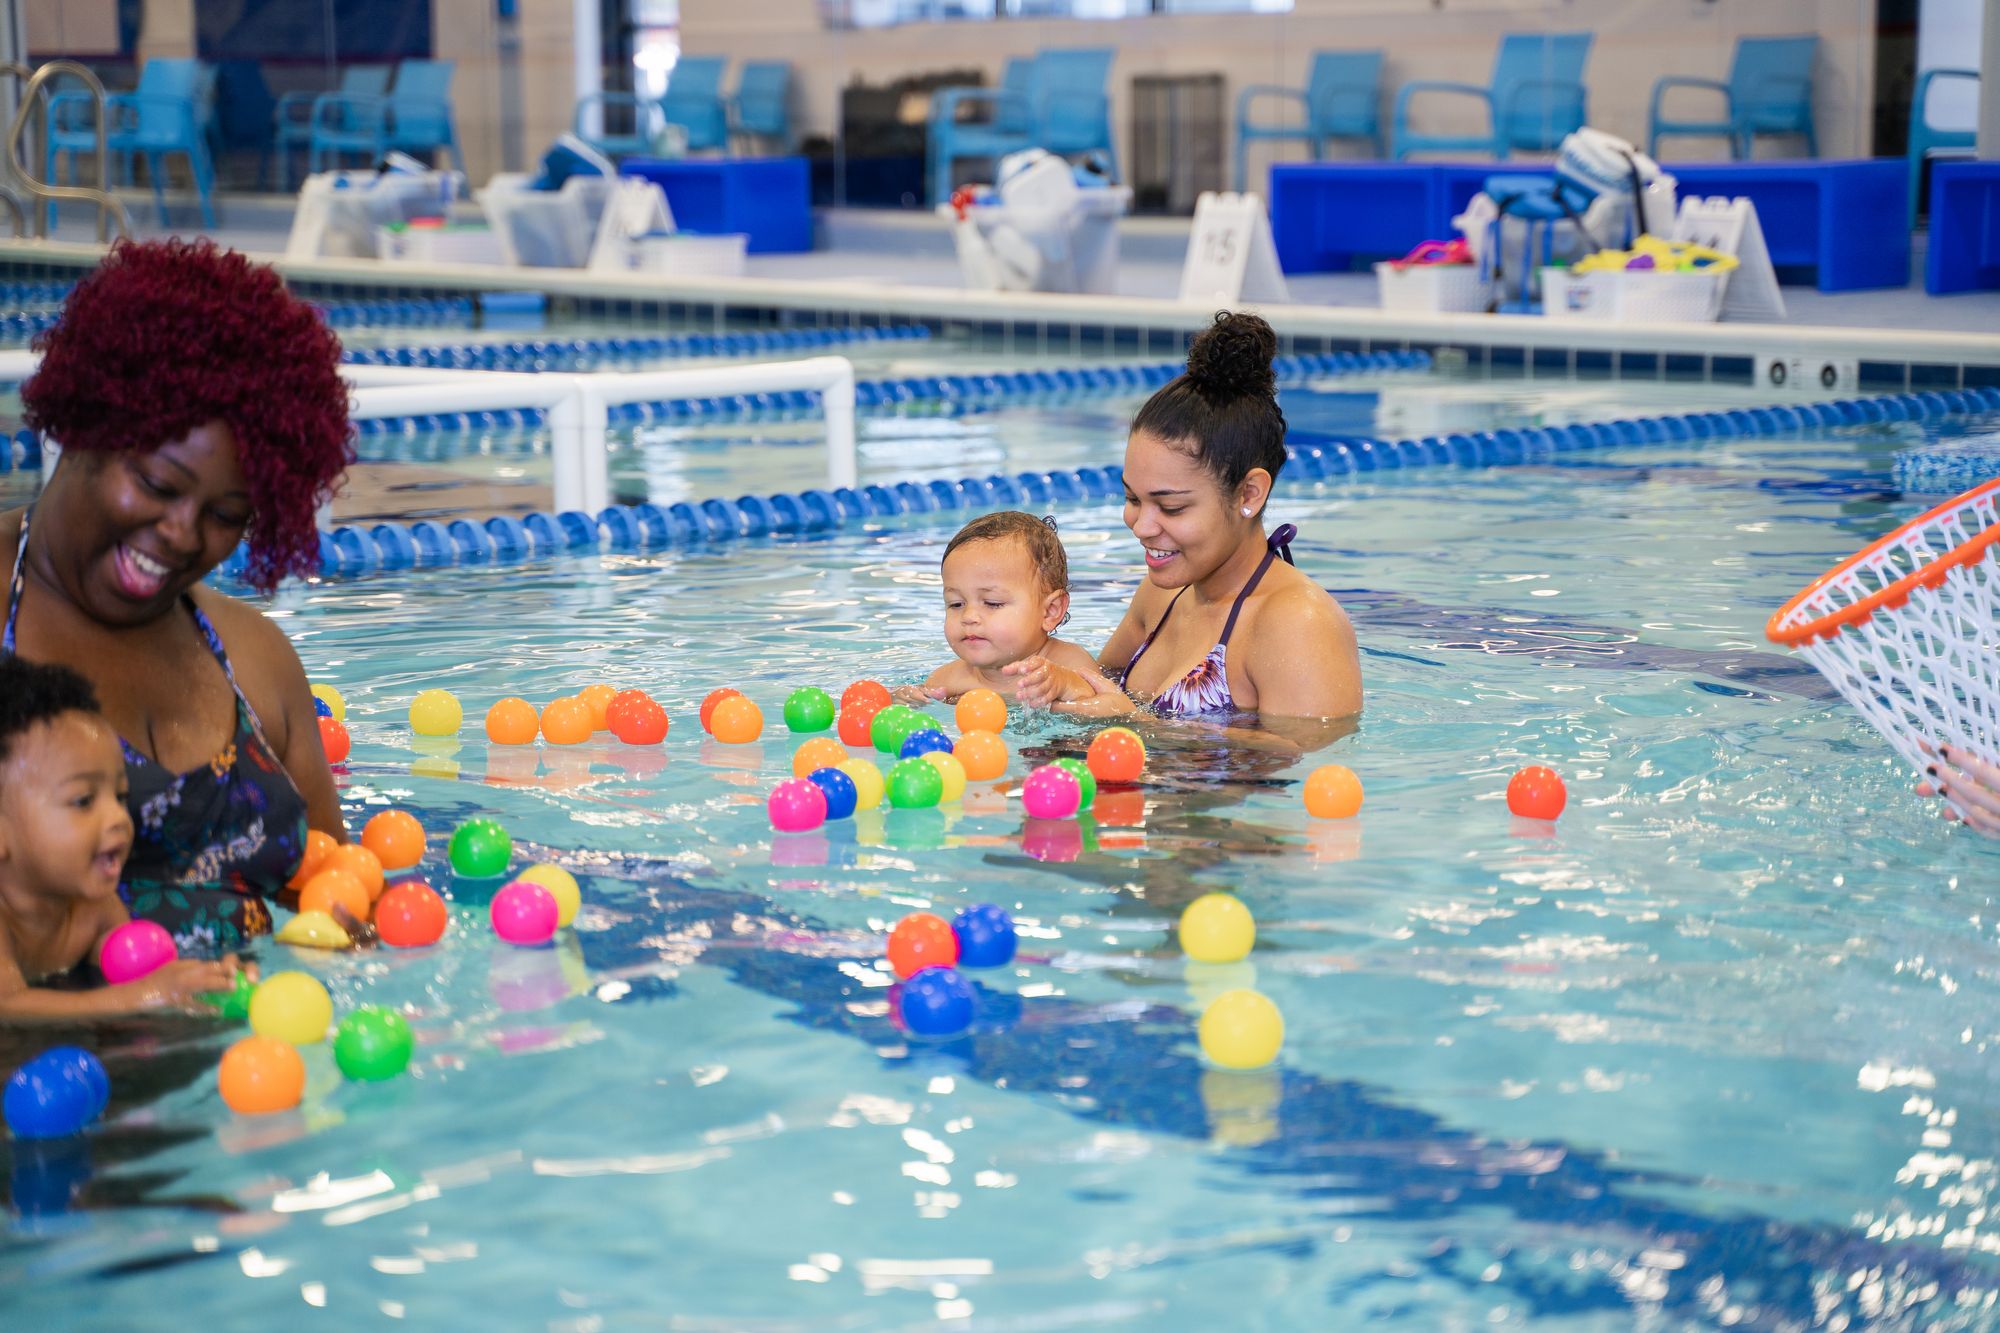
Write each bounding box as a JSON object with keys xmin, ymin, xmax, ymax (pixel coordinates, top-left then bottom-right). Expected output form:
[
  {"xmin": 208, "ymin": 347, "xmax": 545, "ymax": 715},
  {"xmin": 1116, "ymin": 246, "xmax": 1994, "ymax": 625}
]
[{"xmin": 1, "ymin": 60, "xmax": 131, "ymax": 243}]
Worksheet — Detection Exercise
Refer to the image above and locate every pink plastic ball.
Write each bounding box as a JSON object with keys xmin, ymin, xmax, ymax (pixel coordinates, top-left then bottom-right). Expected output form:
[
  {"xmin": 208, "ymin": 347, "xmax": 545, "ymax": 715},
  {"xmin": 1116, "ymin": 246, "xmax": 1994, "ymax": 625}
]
[
  {"xmin": 1021, "ymin": 764, "xmax": 1083, "ymax": 820},
  {"xmin": 489, "ymin": 881, "xmax": 559, "ymax": 946},
  {"xmin": 767, "ymin": 778, "xmax": 829, "ymax": 833},
  {"xmin": 99, "ymin": 920, "xmax": 177, "ymax": 985}
]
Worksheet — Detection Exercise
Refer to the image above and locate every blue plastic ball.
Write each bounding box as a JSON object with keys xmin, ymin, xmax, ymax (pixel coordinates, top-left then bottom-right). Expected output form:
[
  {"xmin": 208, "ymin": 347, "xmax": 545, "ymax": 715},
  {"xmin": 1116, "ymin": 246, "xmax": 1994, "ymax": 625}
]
[
  {"xmin": 952, "ymin": 904, "xmax": 1017, "ymax": 969},
  {"xmin": 313, "ymin": 695, "xmax": 333, "ymax": 718},
  {"xmin": 898, "ymin": 728, "xmax": 955, "ymax": 760},
  {"xmin": 4, "ymin": 1055, "xmax": 96, "ymax": 1140},
  {"xmin": 806, "ymin": 766, "xmax": 859, "ymax": 821},
  {"xmin": 897, "ymin": 966, "xmax": 975, "ymax": 1036},
  {"xmin": 38, "ymin": 1047, "xmax": 108, "ymax": 1119}
]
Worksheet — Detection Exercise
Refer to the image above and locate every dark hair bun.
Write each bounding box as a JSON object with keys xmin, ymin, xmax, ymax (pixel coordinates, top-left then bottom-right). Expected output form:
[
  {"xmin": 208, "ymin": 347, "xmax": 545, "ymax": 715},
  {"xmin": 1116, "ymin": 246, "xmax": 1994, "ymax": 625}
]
[{"xmin": 1184, "ymin": 311, "xmax": 1277, "ymax": 399}]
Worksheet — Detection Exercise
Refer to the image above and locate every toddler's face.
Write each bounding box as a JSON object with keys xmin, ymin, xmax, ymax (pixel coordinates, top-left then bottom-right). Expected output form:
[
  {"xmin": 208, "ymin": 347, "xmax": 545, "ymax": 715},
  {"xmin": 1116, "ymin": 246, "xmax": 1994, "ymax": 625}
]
[
  {"xmin": 0, "ymin": 712, "xmax": 132, "ymax": 902},
  {"xmin": 941, "ymin": 538, "xmax": 1066, "ymax": 671}
]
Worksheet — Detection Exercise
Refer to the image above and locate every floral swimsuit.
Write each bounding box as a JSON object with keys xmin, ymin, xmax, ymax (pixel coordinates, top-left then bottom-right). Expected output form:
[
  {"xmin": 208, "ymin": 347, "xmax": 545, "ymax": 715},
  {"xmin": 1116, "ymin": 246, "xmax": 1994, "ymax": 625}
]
[
  {"xmin": 5, "ymin": 509, "xmax": 307, "ymax": 953},
  {"xmin": 1119, "ymin": 524, "xmax": 1296, "ymax": 717}
]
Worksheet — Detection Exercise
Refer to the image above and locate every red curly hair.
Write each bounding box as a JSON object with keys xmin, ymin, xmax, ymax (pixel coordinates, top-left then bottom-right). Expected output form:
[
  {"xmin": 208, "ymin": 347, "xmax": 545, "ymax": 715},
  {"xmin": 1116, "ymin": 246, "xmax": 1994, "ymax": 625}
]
[{"xmin": 22, "ymin": 238, "xmax": 351, "ymax": 590}]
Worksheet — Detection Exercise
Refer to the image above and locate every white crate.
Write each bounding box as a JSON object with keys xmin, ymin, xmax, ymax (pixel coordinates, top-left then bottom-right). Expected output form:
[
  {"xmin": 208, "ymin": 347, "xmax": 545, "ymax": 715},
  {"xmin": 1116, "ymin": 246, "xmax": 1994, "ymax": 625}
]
[
  {"xmin": 375, "ymin": 224, "xmax": 505, "ymax": 266},
  {"xmin": 1373, "ymin": 262, "xmax": 1492, "ymax": 314},
  {"xmin": 614, "ymin": 232, "xmax": 748, "ymax": 278},
  {"xmin": 1540, "ymin": 266, "xmax": 1726, "ymax": 323}
]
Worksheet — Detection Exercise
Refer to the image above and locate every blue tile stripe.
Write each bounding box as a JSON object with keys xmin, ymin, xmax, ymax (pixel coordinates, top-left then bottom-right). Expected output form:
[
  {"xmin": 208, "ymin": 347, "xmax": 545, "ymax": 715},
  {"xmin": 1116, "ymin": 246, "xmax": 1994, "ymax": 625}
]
[
  {"xmin": 207, "ymin": 383, "xmax": 2000, "ymax": 582},
  {"xmin": 349, "ymin": 349, "xmax": 1431, "ymax": 438}
]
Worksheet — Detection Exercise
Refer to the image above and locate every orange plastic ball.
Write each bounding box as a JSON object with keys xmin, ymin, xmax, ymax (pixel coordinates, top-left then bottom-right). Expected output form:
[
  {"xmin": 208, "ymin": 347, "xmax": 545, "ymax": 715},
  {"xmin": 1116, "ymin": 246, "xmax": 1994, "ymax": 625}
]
[
  {"xmin": 299, "ymin": 866, "xmax": 370, "ymax": 923},
  {"xmin": 1085, "ymin": 729, "xmax": 1145, "ymax": 785},
  {"xmin": 540, "ymin": 697, "xmax": 592, "ymax": 746},
  {"xmin": 485, "ymin": 697, "xmax": 538, "ymax": 745},
  {"xmin": 709, "ymin": 695, "xmax": 764, "ymax": 745},
  {"xmin": 953, "ymin": 729, "xmax": 1009, "ymax": 781},
  {"xmin": 360, "ymin": 810, "xmax": 425, "ymax": 872},
  {"xmin": 886, "ymin": 911, "xmax": 959, "ymax": 980},
  {"xmin": 1507, "ymin": 765, "xmax": 1567, "ymax": 820},
  {"xmin": 838, "ymin": 701, "xmax": 883, "ymax": 748},
  {"xmin": 793, "ymin": 736, "xmax": 851, "ymax": 779},
  {"xmin": 609, "ymin": 696, "xmax": 669, "ymax": 745},
  {"xmin": 218, "ymin": 1035, "xmax": 307, "ymax": 1115},
  {"xmin": 288, "ymin": 828, "xmax": 337, "ymax": 890},
  {"xmin": 700, "ymin": 688, "xmax": 743, "ymax": 734},
  {"xmin": 575, "ymin": 684, "xmax": 617, "ymax": 731},
  {"xmin": 1303, "ymin": 765, "xmax": 1364, "ymax": 820},
  {"xmin": 604, "ymin": 689, "xmax": 656, "ymax": 735},
  {"xmin": 376, "ymin": 880, "xmax": 449, "ymax": 948},
  {"xmin": 322, "ymin": 842, "xmax": 387, "ymax": 901},
  {"xmin": 318, "ymin": 716, "xmax": 351, "ymax": 765},
  {"xmin": 954, "ymin": 688, "xmax": 1008, "ymax": 735},
  {"xmin": 842, "ymin": 680, "xmax": 892, "ymax": 714}
]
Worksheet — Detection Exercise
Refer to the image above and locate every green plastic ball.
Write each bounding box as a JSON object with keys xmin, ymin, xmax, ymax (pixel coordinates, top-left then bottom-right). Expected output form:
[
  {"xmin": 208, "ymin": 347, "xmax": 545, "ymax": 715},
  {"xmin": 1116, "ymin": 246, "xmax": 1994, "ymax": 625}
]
[
  {"xmin": 449, "ymin": 818, "xmax": 512, "ymax": 879},
  {"xmin": 783, "ymin": 686, "xmax": 836, "ymax": 734},
  {"xmin": 332, "ymin": 1005, "xmax": 414, "ymax": 1082},
  {"xmin": 201, "ymin": 969, "xmax": 256, "ymax": 1022},
  {"xmin": 870, "ymin": 705, "xmax": 915, "ymax": 753},
  {"xmin": 886, "ymin": 756, "xmax": 945, "ymax": 809},
  {"xmin": 1053, "ymin": 757, "xmax": 1098, "ymax": 808}
]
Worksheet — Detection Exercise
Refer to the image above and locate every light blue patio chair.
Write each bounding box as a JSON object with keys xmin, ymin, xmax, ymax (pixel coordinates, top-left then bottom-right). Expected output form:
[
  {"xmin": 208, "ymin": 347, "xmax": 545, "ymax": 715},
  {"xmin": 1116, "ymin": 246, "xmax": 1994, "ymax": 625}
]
[
  {"xmin": 1647, "ymin": 35, "xmax": 1818, "ymax": 160},
  {"xmin": 49, "ymin": 57, "xmax": 215, "ymax": 228},
  {"xmin": 1390, "ymin": 33, "xmax": 1592, "ymax": 161},
  {"xmin": 731, "ymin": 61, "xmax": 793, "ymax": 153},
  {"xmin": 383, "ymin": 59, "xmax": 458, "ymax": 168},
  {"xmin": 1908, "ymin": 67, "xmax": 1979, "ymax": 226},
  {"xmin": 1234, "ymin": 50, "xmax": 1383, "ymax": 192},
  {"xmin": 660, "ymin": 55, "xmax": 729, "ymax": 154},
  {"xmin": 929, "ymin": 49, "xmax": 1115, "ymax": 206},
  {"xmin": 927, "ymin": 55, "xmax": 1037, "ymax": 206},
  {"xmin": 571, "ymin": 90, "xmax": 663, "ymax": 161},
  {"xmin": 274, "ymin": 64, "xmax": 390, "ymax": 190}
]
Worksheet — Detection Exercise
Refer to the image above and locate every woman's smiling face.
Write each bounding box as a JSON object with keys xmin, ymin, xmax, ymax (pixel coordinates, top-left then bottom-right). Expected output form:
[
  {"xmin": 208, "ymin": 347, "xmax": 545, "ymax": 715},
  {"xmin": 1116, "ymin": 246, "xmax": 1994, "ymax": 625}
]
[{"xmin": 1121, "ymin": 429, "xmax": 1242, "ymax": 589}]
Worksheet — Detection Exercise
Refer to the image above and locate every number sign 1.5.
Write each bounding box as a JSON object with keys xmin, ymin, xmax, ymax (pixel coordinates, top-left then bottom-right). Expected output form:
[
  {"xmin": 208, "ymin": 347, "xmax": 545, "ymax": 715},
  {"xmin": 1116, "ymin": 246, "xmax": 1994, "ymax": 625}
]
[{"xmin": 1180, "ymin": 192, "xmax": 1289, "ymax": 306}]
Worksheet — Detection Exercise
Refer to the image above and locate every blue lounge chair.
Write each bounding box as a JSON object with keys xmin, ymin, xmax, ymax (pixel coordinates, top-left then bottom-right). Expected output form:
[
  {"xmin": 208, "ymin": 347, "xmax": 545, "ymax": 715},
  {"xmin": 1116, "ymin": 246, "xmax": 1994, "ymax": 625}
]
[
  {"xmin": 49, "ymin": 58, "xmax": 215, "ymax": 228},
  {"xmin": 383, "ymin": 59, "xmax": 458, "ymax": 168},
  {"xmin": 274, "ymin": 64, "xmax": 390, "ymax": 190},
  {"xmin": 1647, "ymin": 35, "xmax": 1818, "ymax": 160},
  {"xmin": 929, "ymin": 49, "xmax": 1116, "ymax": 206},
  {"xmin": 1908, "ymin": 67, "xmax": 1979, "ymax": 226},
  {"xmin": 572, "ymin": 90, "xmax": 663, "ymax": 161},
  {"xmin": 731, "ymin": 61, "xmax": 793, "ymax": 153},
  {"xmin": 1391, "ymin": 33, "xmax": 1592, "ymax": 161},
  {"xmin": 660, "ymin": 56, "xmax": 729, "ymax": 155},
  {"xmin": 1234, "ymin": 50, "xmax": 1383, "ymax": 193}
]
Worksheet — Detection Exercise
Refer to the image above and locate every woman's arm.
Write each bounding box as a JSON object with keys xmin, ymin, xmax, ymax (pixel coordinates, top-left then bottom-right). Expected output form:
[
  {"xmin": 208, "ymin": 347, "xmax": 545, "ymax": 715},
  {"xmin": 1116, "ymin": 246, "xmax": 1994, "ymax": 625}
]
[{"xmin": 204, "ymin": 595, "xmax": 346, "ymax": 842}]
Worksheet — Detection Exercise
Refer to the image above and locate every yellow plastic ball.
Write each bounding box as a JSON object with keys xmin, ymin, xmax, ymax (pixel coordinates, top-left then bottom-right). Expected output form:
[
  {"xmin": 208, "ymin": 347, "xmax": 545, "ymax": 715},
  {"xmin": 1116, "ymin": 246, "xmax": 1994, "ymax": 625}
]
[
  {"xmin": 1198, "ymin": 989, "xmax": 1284, "ymax": 1069},
  {"xmin": 516, "ymin": 863, "xmax": 581, "ymax": 928},
  {"xmin": 248, "ymin": 970, "xmax": 334, "ymax": 1046},
  {"xmin": 310, "ymin": 683, "xmax": 346, "ymax": 722},
  {"xmin": 409, "ymin": 689, "xmax": 464, "ymax": 737},
  {"xmin": 837, "ymin": 758, "xmax": 885, "ymax": 812},
  {"xmin": 921, "ymin": 751, "xmax": 968, "ymax": 804},
  {"xmin": 1303, "ymin": 765, "xmax": 1364, "ymax": 819},
  {"xmin": 1180, "ymin": 892, "xmax": 1255, "ymax": 964}
]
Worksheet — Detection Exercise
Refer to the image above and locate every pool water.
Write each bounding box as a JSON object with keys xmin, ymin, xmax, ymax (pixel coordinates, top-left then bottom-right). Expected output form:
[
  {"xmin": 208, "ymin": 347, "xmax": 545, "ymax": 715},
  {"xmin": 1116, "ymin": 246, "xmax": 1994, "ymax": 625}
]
[{"xmin": 8, "ymin": 412, "xmax": 2000, "ymax": 1328}]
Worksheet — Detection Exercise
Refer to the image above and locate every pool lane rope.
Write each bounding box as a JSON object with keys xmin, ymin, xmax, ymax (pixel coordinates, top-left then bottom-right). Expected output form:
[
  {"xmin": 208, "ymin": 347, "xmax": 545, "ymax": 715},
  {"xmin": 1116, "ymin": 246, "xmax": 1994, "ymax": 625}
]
[
  {"xmin": 341, "ymin": 323, "xmax": 932, "ymax": 374},
  {"xmin": 224, "ymin": 383, "xmax": 2000, "ymax": 581}
]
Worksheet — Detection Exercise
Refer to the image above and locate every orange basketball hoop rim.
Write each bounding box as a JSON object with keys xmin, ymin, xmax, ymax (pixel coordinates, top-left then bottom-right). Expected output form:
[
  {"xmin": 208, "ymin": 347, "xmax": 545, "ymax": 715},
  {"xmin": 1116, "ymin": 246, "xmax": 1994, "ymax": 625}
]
[{"xmin": 1766, "ymin": 475, "xmax": 2000, "ymax": 647}]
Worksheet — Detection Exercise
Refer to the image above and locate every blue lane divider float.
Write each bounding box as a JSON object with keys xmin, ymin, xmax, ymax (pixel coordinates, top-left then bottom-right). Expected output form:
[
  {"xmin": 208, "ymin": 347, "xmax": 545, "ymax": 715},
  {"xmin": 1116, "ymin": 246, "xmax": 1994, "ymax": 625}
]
[
  {"xmin": 0, "ymin": 429, "xmax": 40, "ymax": 473},
  {"xmin": 1892, "ymin": 428, "xmax": 2000, "ymax": 493},
  {"xmin": 0, "ymin": 295, "xmax": 481, "ymax": 347},
  {"xmin": 271, "ymin": 384, "xmax": 2000, "ymax": 583},
  {"xmin": 341, "ymin": 323, "xmax": 932, "ymax": 373},
  {"xmin": 349, "ymin": 348, "xmax": 1431, "ymax": 439}
]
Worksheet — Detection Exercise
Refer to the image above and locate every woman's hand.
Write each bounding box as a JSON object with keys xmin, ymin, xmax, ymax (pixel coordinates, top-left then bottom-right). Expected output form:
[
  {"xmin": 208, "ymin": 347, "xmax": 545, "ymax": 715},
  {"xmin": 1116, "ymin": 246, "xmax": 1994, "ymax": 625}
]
[
  {"xmin": 891, "ymin": 684, "xmax": 946, "ymax": 707},
  {"xmin": 1004, "ymin": 656, "xmax": 1097, "ymax": 710},
  {"xmin": 1920, "ymin": 744, "xmax": 2000, "ymax": 836}
]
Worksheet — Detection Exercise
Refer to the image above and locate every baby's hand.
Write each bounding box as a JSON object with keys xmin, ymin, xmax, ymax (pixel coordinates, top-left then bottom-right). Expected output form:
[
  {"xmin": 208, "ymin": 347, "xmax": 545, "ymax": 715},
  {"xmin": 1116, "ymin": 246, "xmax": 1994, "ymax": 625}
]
[
  {"xmin": 891, "ymin": 684, "xmax": 944, "ymax": 707},
  {"xmin": 129, "ymin": 958, "xmax": 239, "ymax": 1011},
  {"xmin": 1003, "ymin": 656, "xmax": 1094, "ymax": 710}
]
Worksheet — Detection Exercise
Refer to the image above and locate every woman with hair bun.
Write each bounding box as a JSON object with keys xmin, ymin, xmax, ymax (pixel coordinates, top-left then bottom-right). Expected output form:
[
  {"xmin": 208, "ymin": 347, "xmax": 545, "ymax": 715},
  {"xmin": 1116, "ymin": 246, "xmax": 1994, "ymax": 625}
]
[
  {"xmin": 0, "ymin": 239, "xmax": 353, "ymax": 952},
  {"xmin": 1011, "ymin": 311, "xmax": 1361, "ymax": 733}
]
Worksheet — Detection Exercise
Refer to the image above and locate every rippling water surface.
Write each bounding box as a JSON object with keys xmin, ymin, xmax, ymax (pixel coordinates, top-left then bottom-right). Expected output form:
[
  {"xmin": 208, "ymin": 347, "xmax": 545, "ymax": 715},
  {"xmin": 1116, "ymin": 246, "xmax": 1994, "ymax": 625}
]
[{"xmin": 9, "ymin": 410, "xmax": 2000, "ymax": 1330}]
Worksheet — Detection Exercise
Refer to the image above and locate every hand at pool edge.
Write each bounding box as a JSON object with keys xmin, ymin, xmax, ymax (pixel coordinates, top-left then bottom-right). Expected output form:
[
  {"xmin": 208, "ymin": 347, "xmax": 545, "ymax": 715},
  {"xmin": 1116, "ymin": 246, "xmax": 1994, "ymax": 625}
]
[{"xmin": 1918, "ymin": 743, "xmax": 2000, "ymax": 836}]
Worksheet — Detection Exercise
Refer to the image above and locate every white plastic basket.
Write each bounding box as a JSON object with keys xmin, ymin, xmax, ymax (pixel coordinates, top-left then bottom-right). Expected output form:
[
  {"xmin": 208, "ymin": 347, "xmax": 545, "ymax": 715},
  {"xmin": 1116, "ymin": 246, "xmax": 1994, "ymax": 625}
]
[
  {"xmin": 375, "ymin": 224, "xmax": 504, "ymax": 265},
  {"xmin": 615, "ymin": 232, "xmax": 748, "ymax": 278},
  {"xmin": 1373, "ymin": 262, "xmax": 1492, "ymax": 314},
  {"xmin": 1540, "ymin": 266, "xmax": 1725, "ymax": 322},
  {"xmin": 1767, "ymin": 476, "xmax": 2000, "ymax": 798}
]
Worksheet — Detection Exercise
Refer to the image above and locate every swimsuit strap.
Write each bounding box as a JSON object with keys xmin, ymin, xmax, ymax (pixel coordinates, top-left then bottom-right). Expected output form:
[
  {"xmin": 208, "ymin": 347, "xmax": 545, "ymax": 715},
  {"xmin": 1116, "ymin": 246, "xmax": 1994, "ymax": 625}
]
[
  {"xmin": 3, "ymin": 505, "xmax": 31, "ymax": 655},
  {"xmin": 1217, "ymin": 524, "xmax": 1299, "ymax": 648},
  {"xmin": 1121, "ymin": 586, "xmax": 1189, "ymax": 682}
]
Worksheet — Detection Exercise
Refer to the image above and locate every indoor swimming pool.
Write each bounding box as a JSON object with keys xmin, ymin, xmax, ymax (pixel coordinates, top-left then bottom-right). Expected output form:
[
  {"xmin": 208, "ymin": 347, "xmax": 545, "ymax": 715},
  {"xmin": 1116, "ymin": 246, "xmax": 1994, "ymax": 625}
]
[{"xmin": 9, "ymin": 406, "xmax": 2000, "ymax": 1327}]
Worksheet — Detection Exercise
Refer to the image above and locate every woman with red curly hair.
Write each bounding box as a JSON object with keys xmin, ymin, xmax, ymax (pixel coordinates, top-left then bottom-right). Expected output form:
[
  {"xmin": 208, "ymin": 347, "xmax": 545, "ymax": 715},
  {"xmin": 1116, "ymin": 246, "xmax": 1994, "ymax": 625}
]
[{"xmin": 0, "ymin": 238, "xmax": 353, "ymax": 952}]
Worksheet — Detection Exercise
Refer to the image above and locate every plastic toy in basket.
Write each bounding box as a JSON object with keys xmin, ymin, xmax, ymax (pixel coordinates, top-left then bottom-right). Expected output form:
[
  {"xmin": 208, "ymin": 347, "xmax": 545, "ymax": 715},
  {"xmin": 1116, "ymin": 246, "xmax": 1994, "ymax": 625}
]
[
  {"xmin": 1386, "ymin": 239, "xmax": 1473, "ymax": 270},
  {"xmin": 1572, "ymin": 235, "xmax": 1737, "ymax": 276},
  {"xmin": 1766, "ymin": 477, "xmax": 2000, "ymax": 810}
]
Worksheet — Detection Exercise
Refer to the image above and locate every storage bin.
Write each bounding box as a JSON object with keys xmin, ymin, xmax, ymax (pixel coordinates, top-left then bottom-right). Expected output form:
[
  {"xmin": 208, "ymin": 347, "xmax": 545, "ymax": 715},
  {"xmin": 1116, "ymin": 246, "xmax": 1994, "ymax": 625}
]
[
  {"xmin": 1373, "ymin": 262, "xmax": 1492, "ymax": 313},
  {"xmin": 1540, "ymin": 266, "xmax": 1726, "ymax": 322}
]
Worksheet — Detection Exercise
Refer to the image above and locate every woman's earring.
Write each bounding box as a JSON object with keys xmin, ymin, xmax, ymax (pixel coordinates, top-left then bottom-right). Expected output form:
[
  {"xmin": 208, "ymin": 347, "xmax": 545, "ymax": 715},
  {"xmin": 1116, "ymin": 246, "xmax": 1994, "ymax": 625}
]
[{"xmin": 1241, "ymin": 507, "xmax": 1252, "ymax": 517}]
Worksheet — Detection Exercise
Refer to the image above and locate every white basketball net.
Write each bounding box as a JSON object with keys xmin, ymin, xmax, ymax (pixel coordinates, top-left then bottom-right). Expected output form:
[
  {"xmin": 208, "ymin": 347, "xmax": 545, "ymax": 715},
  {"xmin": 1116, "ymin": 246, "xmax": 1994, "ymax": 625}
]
[{"xmin": 1769, "ymin": 479, "xmax": 2000, "ymax": 782}]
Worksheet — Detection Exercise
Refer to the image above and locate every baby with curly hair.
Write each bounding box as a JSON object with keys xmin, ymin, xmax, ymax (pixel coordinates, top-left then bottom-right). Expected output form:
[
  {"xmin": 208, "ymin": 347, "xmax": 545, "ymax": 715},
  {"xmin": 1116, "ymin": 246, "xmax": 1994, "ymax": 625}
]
[{"xmin": 897, "ymin": 511, "xmax": 1134, "ymax": 717}]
